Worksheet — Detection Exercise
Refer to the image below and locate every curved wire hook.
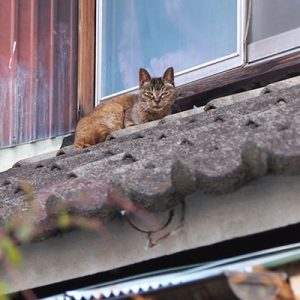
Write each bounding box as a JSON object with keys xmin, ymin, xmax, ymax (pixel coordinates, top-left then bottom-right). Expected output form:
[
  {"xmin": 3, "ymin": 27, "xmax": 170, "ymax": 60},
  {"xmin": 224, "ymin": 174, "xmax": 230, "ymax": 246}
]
[{"xmin": 124, "ymin": 209, "xmax": 175, "ymax": 234}]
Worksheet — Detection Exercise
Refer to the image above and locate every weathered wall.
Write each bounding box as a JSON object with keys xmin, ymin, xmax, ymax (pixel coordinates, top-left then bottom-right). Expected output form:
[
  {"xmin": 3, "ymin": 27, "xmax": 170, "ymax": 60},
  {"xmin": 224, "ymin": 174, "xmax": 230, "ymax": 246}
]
[
  {"xmin": 1, "ymin": 175, "xmax": 300, "ymax": 293},
  {"xmin": 0, "ymin": 0, "xmax": 78, "ymax": 148}
]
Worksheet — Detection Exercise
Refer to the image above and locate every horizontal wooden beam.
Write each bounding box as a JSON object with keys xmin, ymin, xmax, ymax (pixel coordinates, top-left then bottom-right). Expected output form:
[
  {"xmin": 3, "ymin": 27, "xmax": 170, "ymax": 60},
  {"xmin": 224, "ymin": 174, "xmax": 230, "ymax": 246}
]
[{"xmin": 176, "ymin": 51, "xmax": 300, "ymax": 110}]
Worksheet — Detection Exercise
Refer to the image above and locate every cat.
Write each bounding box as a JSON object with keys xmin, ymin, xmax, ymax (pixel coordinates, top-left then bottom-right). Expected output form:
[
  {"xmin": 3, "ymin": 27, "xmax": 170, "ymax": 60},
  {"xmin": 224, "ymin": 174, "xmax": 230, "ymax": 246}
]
[{"xmin": 74, "ymin": 67, "xmax": 176, "ymax": 149}]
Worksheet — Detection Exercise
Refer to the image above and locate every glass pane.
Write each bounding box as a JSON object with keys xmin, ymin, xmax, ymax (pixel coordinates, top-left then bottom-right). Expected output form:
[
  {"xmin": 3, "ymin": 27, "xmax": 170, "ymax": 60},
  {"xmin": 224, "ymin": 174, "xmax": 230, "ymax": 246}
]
[
  {"xmin": 102, "ymin": 0, "xmax": 237, "ymax": 97},
  {"xmin": 249, "ymin": 0, "xmax": 300, "ymax": 43}
]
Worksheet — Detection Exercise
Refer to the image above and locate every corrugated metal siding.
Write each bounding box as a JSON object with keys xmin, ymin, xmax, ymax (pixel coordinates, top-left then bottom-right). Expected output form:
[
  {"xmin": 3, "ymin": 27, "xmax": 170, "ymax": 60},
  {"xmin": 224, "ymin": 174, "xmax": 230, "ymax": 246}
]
[{"xmin": 0, "ymin": 0, "xmax": 78, "ymax": 148}]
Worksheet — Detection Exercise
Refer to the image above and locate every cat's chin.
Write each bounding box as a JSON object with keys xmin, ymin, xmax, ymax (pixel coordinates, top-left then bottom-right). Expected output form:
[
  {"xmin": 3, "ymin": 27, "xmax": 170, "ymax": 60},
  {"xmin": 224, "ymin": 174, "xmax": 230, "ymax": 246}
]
[{"xmin": 150, "ymin": 106, "xmax": 163, "ymax": 112}]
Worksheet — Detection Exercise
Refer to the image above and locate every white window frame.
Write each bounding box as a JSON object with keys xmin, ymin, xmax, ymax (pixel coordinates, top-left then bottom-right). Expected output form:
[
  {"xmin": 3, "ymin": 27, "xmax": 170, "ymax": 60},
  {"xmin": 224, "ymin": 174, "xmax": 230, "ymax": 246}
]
[{"xmin": 95, "ymin": 0, "xmax": 247, "ymax": 105}]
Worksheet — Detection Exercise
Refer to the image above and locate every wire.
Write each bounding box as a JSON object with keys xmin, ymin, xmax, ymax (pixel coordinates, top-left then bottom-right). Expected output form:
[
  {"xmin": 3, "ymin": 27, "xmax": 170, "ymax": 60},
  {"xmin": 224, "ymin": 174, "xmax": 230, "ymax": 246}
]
[{"xmin": 125, "ymin": 209, "xmax": 175, "ymax": 234}]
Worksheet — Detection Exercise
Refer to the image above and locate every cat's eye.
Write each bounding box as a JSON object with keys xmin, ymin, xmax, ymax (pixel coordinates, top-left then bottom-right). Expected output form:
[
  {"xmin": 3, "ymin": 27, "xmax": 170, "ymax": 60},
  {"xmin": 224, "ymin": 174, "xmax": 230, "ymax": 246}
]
[
  {"xmin": 161, "ymin": 91, "xmax": 169, "ymax": 98},
  {"xmin": 145, "ymin": 91, "xmax": 153, "ymax": 97}
]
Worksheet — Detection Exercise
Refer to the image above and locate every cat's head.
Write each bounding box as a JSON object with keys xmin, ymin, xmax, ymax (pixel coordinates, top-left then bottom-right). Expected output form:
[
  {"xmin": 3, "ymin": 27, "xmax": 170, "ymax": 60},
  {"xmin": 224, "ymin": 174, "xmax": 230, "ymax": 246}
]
[{"xmin": 139, "ymin": 67, "xmax": 176, "ymax": 112}]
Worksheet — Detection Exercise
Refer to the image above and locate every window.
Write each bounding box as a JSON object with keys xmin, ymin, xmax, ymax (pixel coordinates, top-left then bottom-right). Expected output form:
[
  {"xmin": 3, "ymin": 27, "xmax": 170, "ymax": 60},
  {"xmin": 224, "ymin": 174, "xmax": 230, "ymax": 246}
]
[
  {"xmin": 248, "ymin": 0, "xmax": 300, "ymax": 62},
  {"xmin": 95, "ymin": 0, "xmax": 246, "ymax": 103}
]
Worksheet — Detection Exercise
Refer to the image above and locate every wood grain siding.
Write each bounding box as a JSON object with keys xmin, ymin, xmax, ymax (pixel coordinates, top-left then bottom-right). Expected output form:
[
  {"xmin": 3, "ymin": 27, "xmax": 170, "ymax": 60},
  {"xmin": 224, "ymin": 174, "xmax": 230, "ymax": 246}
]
[
  {"xmin": 77, "ymin": 0, "xmax": 96, "ymax": 118},
  {"xmin": 0, "ymin": 0, "xmax": 78, "ymax": 149}
]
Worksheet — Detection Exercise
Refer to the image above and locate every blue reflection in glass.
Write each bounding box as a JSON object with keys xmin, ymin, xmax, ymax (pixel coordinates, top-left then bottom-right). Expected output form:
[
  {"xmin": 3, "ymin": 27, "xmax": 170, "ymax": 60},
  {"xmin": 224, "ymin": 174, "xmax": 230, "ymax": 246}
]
[{"xmin": 102, "ymin": 0, "xmax": 237, "ymax": 96}]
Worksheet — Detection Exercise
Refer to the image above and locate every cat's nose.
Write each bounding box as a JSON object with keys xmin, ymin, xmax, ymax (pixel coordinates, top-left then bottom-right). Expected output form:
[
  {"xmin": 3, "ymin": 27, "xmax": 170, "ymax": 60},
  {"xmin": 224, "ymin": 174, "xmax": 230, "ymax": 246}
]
[{"xmin": 154, "ymin": 96, "xmax": 160, "ymax": 103}]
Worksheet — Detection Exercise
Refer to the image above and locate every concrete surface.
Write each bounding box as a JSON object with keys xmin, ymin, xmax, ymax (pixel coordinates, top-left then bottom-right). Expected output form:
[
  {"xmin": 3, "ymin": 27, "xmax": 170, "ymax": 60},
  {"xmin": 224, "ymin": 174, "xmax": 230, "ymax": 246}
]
[{"xmin": 1, "ymin": 175, "xmax": 300, "ymax": 293}]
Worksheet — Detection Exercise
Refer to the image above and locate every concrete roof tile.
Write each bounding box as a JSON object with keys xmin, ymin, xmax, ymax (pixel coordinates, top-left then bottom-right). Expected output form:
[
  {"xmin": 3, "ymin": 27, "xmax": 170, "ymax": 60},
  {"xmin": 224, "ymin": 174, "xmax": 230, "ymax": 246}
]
[{"xmin": 1, "ymin": 77, "xmax": 300, "ymax": 240}]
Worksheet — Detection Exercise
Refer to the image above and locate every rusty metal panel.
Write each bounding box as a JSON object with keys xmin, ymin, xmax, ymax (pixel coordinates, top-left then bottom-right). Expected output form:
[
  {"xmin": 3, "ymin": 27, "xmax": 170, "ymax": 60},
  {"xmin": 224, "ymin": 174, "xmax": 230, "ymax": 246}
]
[{"xmin": 0, "ymin": 0, "xmax": 78, "ymax": 148}]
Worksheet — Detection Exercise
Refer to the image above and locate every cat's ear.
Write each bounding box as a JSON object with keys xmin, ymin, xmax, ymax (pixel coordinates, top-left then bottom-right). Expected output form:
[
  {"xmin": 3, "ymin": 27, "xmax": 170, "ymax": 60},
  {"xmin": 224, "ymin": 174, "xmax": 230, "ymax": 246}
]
[
  {"xmin": 139, "ymin": 68, "xmax": 151, "ymax": 87},
  {"xmin": 163, "ymin": 67, "xmax": 174, "ymax": 86}
]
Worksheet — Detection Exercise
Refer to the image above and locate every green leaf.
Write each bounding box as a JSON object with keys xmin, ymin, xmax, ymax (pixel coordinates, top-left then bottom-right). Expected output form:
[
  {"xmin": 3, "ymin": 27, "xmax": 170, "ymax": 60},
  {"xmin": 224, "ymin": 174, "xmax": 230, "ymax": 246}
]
[
  {"xmin": 0, "ymin": 238, "xmax": 22, "ymax": 267},
  {"xmin": 0, "ymin": 282, "xmax": 9, "ymax": 300},
  {"xmin": 15, "ymin": 224, "xmax": 33, "ymax": 243},
  {"xmin": 57, "ymin": 212, "xmax": 71, "ymax": 229}
]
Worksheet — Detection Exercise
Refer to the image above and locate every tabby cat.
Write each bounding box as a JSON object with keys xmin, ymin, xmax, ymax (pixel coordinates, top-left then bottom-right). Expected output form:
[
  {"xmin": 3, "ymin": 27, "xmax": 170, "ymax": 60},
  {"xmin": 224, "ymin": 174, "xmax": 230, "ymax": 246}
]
[{"xmin": 74, "ymin": 67, "xmax": 176, "ymax": 149}]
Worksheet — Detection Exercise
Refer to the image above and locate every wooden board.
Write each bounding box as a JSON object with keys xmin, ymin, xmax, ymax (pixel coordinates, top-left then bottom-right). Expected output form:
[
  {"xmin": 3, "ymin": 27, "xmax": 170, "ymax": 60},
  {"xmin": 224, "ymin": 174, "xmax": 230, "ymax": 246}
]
[
  {"xmin": 77, "ymin": 0, "xmax": 96, "ymax": 119},
  {"xmin": 176, "ymin": 51, "xmax": 300, "ymax": 110}
]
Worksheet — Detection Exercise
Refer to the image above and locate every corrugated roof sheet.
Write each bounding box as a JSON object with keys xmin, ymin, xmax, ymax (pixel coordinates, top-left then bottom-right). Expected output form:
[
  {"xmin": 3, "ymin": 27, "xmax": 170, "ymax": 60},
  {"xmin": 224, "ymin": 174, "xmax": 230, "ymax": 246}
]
[{"xmin": 45, "ymin": 243, "xmax": 300, "ymax": 300}]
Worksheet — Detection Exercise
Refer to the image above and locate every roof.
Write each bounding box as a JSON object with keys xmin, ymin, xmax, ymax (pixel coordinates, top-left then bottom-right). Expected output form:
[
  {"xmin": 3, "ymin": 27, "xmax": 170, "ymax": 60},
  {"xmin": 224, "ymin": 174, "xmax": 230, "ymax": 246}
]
[
  {"xmin": 46, "ymin": 242, "xmax": 300, "ymax": 300},
  {"xmin": 0, "ymin": 76, "xmax": 300, "ymax": 240}
]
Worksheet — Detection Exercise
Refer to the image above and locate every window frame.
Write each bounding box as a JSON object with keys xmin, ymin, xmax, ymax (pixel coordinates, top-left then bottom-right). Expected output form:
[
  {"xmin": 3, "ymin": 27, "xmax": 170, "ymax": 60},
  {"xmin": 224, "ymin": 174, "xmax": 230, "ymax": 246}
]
[{"xmin": 95, "ymin": 0, "xmax": 247, "ymax": 105}]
